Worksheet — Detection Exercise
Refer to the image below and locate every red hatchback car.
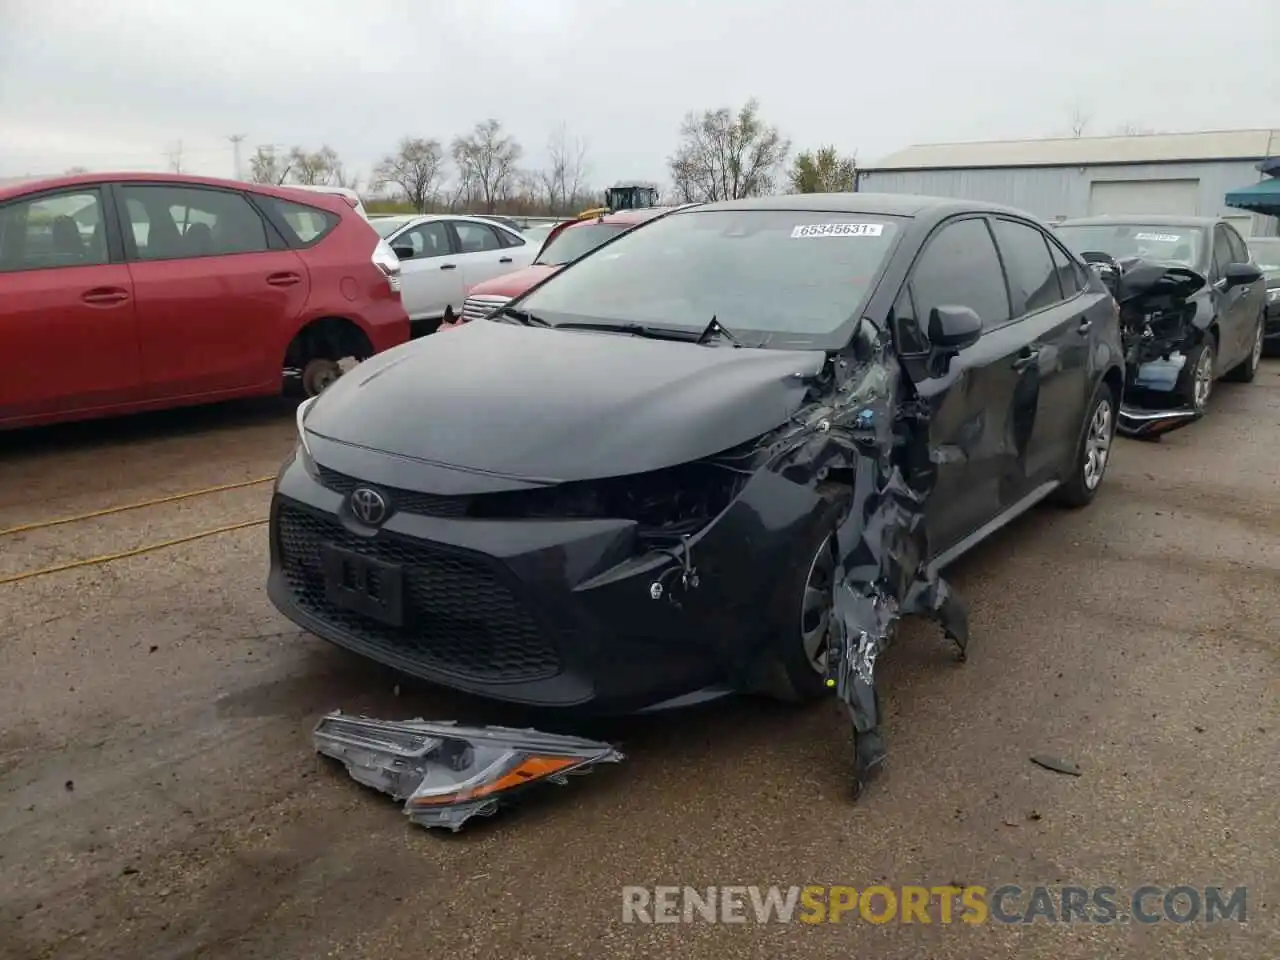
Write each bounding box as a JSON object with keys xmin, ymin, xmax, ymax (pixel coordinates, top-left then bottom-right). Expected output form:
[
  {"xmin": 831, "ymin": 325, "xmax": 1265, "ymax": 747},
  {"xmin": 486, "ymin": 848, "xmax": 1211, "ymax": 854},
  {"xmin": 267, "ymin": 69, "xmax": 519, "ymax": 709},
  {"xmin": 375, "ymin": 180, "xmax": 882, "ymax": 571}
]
[{"xmin": 0, "ymin": 172, "xmax": 410, "ymax": 430}]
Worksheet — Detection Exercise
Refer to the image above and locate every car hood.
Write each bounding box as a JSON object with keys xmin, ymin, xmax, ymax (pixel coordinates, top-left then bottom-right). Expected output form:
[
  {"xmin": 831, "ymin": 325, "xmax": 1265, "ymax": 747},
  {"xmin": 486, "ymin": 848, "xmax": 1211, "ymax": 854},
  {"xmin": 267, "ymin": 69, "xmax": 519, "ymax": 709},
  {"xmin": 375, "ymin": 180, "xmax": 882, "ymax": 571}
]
[
  {"xmin": 466, "ymin": 263, "xmax": 560, "ymax": 298},
  {"xmin": 305, "ymin": 319, "xmax": 826, "ymax": 485}
]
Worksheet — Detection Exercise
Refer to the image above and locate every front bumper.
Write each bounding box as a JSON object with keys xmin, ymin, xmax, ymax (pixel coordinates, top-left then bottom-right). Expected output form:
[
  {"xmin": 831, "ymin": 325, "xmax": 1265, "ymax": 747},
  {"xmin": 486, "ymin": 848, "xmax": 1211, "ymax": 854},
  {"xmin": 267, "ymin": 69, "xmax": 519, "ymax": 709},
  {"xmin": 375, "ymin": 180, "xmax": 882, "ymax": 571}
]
[
  {"xmin": 1117, "ymin": 350, "xmax": 1200, "ymax": 439},
  {"xmin": 266, "ymin": 452, "xmax": 827, "ymax": 713}
]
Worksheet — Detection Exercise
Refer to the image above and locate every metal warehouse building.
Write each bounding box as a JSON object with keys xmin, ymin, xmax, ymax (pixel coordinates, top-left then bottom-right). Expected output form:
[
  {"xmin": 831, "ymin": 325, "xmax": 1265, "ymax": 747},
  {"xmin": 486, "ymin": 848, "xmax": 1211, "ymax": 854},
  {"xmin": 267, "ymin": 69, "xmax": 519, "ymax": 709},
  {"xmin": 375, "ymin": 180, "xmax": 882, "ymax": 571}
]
[{"xmin": 856, "ymin": 128, "xmax": 1280, "ymax": 237}]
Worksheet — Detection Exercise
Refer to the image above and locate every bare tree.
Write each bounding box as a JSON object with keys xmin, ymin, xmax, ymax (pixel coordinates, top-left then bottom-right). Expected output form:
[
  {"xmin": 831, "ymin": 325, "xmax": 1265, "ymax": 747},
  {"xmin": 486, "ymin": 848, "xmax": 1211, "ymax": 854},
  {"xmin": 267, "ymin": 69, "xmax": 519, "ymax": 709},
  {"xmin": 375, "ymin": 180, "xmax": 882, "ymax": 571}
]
[
  {"xmin": 1068, "ymin": 104, "xmax": 1091, "ymax": 138},
  {"xmin": 668, "ymin": 99, "xmax": 790, "ymax": 203},
  {"xmin": 1111, "ymin": 121, "xmax": 1156, "ymax": 136},
  {"xmin": 788, "ymin": 145, "xmax": 857, "ymax": 194},
  {"xmin": 451, "ymin": 119, "xmax": 523, "ymax": 213},
  {"xmin": 540, "ymin": 123, "xmax": 589, "ymax": 215},
  {"xmin": 288, "ymin": 145, "xmax": 343, "ymax": 186},
  {"xmin": 373, "ymin": 138, "xmax": 446, "ymax": 212},
  {"xmin": 165, "ymin": 140, "xmax": 185, "ymax": 173},
  {"xmin": 249, "ymin": 145, "xmax": 292, "ymax": 185}
]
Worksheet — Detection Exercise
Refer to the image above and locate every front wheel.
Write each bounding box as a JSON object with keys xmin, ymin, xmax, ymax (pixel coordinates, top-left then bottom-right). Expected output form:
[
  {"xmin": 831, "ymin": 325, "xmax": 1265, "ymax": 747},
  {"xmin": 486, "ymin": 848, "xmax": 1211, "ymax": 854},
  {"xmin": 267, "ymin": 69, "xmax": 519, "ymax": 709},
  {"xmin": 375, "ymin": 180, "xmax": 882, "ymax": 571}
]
[
  {"xmin": 1054, "ymin": 381, "xmax": 1116, "ymax": 509},
  {"xmin": 1179, "ymin": 340, "xmax": 1215, "ymax": 413},
  {"xmin": 1224, "ymin": 316, "xmax": 1264, "ymax": 383}
]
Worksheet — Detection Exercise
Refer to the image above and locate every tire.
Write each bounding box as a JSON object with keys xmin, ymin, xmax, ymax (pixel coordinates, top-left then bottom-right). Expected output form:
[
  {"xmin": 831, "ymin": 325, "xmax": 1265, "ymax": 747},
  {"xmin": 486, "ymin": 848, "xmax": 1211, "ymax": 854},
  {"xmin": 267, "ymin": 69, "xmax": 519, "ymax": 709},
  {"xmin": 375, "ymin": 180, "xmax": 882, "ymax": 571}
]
[
  {"xmin": 1223, "ymin": 315, "xmax": 1264, "ymax": 383},
  {"xmin": 757, "ymin": 488, "xmax": 849, "ymax": 702},
  {"xmin": 1178, "ymin": 339, "xmax": 1215, "ymax": 413},
  {"xmin": 300, "ymin": 357, "xmax": 342, "ymax": 397},
  {"xmin": 1053, "ymin": 379, "xmax": 1117, "ymax": 509}
]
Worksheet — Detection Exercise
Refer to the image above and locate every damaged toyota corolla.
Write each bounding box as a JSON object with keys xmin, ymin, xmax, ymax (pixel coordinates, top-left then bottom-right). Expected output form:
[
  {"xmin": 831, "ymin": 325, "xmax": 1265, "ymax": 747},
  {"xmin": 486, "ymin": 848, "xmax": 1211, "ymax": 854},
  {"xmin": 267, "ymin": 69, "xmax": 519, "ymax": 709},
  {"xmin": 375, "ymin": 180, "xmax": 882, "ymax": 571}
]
[
  {"xmin": 1054, "ymin": 216, "xmax": 1266, "ymax": 438},
  {"xmin": 268, "ymin": 194, "xmax": 1125, "ymax": 795}
]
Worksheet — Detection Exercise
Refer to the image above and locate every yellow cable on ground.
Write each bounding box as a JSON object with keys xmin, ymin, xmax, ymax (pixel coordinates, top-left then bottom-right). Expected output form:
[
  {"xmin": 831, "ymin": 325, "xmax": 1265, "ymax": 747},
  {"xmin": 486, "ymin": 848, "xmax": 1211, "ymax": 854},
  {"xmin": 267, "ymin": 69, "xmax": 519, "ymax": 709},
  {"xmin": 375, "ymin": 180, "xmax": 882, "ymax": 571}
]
[
  {"xmin": 0, "ymin": 476, "xmax": 275, "ymax": 537},
  {"xmin": 0, "ymin": 518, "xmax": 268, "ymax": 586}
]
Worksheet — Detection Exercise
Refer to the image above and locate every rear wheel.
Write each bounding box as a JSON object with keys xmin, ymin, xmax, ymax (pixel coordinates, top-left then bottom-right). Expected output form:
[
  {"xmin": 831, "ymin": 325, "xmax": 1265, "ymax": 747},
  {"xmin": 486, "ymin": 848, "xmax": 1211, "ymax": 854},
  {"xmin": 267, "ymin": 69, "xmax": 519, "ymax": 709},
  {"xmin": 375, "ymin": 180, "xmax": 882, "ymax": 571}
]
[
  {"xmin": 1224, "ymin": 315, "xmax": 1264, "ymax": 383},
  {"xmin": 1054, "ymin": 380, "xmax": 1116, "ymax": 509}
]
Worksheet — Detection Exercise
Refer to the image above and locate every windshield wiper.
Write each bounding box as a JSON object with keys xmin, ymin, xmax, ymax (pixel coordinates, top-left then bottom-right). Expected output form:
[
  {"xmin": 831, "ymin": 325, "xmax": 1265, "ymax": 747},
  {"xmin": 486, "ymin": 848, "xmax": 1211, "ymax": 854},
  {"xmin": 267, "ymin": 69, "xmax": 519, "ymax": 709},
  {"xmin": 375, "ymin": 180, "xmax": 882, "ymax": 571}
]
[
  {"xmin": 551, "ymin": 321, "xmax": 701, "ymax": 342},
  {"xmin": 495, "ymin": 305, "xmax": 551, "ymax": 327},
  {"xmin": 696, "ymin": 315, "xmax": 745, "ymax": 348}
]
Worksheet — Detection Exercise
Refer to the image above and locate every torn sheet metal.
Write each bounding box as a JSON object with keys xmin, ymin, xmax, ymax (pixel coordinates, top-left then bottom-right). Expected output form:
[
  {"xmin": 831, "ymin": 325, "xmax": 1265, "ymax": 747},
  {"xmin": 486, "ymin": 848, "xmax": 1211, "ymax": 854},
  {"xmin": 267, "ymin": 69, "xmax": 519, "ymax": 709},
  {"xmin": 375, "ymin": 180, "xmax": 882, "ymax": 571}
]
[
  {"xmin": 780, "ymin": 318, "xmax": 969, "ymax": 798},
  {"xmin": 313, "ymin": 712, "xmax": 623, "ymax": 831}
]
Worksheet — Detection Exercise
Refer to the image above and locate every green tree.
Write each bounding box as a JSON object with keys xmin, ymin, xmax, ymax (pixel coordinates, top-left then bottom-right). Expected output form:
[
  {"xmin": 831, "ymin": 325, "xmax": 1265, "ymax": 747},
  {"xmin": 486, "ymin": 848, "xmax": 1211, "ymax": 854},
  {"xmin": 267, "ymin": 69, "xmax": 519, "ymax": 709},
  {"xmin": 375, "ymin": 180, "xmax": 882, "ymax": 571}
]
[{"xmin": 788, "ymin": 146, "xmax": 856, "ymax": 194}]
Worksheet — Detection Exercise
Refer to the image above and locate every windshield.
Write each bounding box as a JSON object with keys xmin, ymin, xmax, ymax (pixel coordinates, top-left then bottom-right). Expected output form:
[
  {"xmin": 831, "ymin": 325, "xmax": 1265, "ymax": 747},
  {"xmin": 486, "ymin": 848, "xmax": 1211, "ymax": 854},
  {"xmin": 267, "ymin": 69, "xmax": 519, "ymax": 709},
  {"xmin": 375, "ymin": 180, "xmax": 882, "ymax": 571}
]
[
  {"xmin": 1055, "ymin": 223, "xmax": 1205, "ymax": 270},
  {"xmin": 514, "ymin": 209, "xmax": 903, "ymax": 346},
  {"xmin": 534, "ymin": 222, "xmax": 629, "ymax": 266},
  {"xmin": 1247, "ymin": 238, "xmax": 1280, "ymax": 279},
  {"xmin": 372, "ymin": 217, "xmax": 414, "ymax": 238}
]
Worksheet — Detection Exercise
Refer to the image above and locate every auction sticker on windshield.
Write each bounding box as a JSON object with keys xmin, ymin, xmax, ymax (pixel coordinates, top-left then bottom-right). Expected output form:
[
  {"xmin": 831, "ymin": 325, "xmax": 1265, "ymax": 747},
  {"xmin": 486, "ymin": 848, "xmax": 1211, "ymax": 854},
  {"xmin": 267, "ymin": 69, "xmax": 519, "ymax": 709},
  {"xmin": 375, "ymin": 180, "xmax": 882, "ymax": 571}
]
[
  {"xmin": 1134, "ymin": 232, "xmax": 1181, "ymax": 242},
  {"xmin": 791, "ymin": 223, "xmax": 884, "ymax": 238}
]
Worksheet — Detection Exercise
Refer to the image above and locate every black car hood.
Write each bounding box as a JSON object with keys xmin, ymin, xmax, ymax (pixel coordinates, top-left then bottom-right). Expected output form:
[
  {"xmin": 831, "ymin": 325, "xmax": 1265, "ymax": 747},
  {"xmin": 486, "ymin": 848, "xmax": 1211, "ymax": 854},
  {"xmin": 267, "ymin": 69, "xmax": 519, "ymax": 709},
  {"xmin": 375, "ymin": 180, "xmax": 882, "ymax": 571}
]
[{"xmin": 305, "ymin": 319, "xmax": 826, "ymax": 484}]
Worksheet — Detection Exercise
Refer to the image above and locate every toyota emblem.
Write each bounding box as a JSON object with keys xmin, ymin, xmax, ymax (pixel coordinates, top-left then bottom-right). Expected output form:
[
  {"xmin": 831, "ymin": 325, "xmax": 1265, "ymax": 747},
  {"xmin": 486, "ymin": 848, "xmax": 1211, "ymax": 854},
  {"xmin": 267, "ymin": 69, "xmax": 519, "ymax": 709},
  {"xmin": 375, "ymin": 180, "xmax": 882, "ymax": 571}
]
[{"xmin": 349, "ymin": 487, "xmax": 389, "ymax": 526}]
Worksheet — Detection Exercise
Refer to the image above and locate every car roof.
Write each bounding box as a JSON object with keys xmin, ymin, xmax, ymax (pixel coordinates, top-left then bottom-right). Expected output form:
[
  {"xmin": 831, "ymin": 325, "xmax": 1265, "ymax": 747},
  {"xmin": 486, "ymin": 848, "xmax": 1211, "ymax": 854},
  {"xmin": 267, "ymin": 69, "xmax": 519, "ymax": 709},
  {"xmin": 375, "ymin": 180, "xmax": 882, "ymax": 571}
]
[
  {"xmin": 1056, "ymin": 214, "xmax": 1222, "ymax": 228},
  {"xmin": 691, "ymin": 191, "xmax": 1035, "ymax": 221},
  {"xmin": 0, "ymin": 170, "xmax": 352, "ymax": 215}
]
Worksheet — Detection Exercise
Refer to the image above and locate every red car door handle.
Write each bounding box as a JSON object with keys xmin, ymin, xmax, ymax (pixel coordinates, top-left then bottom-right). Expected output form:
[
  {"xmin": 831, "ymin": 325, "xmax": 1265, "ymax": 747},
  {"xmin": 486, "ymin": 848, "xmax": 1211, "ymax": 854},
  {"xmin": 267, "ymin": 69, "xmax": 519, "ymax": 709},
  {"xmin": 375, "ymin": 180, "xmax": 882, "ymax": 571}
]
[
  {"xmin": 1011, "ymin": 349, "xmax": 1040, "ymax": 372},
  {"xmin": 81, "ymin": 287, "xmax": 129, "ymax": 305},
  {"xmin": 266, "ymin": 272, "xmax": 301, "ymax": 286}
]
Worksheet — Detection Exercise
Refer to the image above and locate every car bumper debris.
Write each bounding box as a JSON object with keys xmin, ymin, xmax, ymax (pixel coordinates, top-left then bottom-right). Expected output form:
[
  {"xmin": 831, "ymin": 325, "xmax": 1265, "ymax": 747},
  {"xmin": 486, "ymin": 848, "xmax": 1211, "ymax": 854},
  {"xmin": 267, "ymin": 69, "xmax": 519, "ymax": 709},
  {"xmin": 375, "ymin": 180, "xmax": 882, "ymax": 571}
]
[{"xmin": 313, "ymin": 711, "xmax": 623, "ymax": 831}]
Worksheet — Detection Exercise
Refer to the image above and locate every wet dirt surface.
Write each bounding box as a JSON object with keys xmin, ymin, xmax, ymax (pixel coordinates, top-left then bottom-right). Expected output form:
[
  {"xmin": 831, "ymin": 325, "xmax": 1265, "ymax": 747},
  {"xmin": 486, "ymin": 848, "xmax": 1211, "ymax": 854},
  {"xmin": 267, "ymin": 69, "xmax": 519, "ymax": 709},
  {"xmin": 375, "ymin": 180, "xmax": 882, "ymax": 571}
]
[{"xmin": 1, "ymin": 372, "xmax": 1277, "ymax": 960}]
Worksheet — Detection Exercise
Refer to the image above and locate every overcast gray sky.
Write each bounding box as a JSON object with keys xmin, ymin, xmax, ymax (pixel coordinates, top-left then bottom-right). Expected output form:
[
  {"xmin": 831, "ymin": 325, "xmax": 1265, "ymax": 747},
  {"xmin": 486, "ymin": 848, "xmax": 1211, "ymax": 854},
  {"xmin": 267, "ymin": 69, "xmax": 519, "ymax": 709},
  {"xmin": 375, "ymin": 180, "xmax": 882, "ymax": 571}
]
[{"xmin": 3, "ymin": 0, "xmax": 1278, "ymax": 186}]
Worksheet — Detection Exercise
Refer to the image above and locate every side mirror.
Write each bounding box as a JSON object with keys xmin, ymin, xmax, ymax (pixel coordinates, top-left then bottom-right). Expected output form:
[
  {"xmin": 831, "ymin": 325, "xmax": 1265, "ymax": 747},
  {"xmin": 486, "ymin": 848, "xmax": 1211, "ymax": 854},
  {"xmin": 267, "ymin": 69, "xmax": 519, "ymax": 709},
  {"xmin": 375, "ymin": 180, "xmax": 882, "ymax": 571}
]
[
  {"xmin": 1223, "ymin": 262, "xmax": 1262, "ymax": 287},
  {"xmin": 391, "ymin": 245, "xmax": 414, "ymax": 260},
  {"xmin": 928, "ymin": 305, "xmax": 983, "ymax": 351}
]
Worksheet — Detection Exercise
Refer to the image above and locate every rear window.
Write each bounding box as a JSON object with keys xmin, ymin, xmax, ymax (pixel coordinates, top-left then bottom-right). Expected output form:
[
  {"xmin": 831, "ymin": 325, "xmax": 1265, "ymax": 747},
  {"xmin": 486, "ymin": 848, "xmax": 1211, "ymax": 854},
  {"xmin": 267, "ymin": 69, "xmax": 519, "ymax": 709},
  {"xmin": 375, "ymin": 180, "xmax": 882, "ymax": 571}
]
[
  {"xmin": 259, "ymin": 196, "xmax": 339, "ymax": 246},
  {"xmin": 534, "ymin": 222, "xmax": 628, "ymax": 266}
]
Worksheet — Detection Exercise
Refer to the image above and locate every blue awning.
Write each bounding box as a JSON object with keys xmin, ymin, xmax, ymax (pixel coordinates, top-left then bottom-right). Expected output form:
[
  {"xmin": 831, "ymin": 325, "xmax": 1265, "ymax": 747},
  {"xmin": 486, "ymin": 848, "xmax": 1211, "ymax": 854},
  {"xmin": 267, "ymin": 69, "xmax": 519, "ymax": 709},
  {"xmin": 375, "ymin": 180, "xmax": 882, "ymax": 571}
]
[{"xmin": 1225, "ymin": 176, "xmax": 1280, "ymax": 215}]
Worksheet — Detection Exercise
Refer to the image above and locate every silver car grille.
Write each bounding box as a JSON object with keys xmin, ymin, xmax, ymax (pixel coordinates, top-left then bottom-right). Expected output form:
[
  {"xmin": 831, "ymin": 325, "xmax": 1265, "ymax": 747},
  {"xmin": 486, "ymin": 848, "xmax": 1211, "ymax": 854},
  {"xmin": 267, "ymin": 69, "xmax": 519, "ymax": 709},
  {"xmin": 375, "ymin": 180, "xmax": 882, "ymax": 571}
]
[{"xmin": 460, "ymin": 295, "xmax": 510, "ymax": 322}]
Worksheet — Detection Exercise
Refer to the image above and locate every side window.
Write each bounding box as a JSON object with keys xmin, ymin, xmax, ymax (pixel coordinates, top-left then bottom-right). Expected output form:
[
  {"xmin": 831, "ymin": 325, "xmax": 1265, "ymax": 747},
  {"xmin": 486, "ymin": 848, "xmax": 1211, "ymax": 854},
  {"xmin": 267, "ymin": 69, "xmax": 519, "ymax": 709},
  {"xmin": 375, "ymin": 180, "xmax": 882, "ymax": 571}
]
[
  {"xmin": 496, "ymin": 227, "xmax": 526, "ymax": 248},
  {"xmin": 454, "ymin": 221, "xmax": 504, "ymax": 253},
  {"xmin": 891, "ymin": 286, "xmax": 929, "ymax": 354},
  {"xmin": 910, "ymin": 217, "xmax": 1011, "ymax": 332},
  {"xmin": 1212, "ymin": 226, "xmax": 1234, "ymax": 276},
  {"xmin": 258, "ymin": 196, "xmax": 338, "ymax": 246},
  {"xmin": 0, "ymin": 189, "xmax": 109, "ymax": 272},
  {"xmin": 1046, "ymin": 237, "xmax": 1083, "ymax": 296},
  {"xmin": 393, "ymin": 221, "xmax": 451, "ymax": 259},
  {"xmin": 120, "ymin": 184, "xmax": 269, "ymax": 261},
  {"xmin": 991, "ymin": 218, "xmax": 1064, "ymax": 317},
  {"xmin": 1224, "ymin": 224, "xmax": 1249, "ymax": 265}
]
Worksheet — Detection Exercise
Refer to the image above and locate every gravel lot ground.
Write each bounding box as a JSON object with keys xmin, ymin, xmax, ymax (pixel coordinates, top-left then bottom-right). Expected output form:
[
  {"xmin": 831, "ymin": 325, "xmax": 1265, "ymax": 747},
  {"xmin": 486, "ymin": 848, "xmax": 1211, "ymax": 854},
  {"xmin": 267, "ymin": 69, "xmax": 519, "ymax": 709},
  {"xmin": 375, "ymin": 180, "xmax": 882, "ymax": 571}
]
[{"xmin": 2, "ymin": 367, "xmax": 1277, "ymax": 960}]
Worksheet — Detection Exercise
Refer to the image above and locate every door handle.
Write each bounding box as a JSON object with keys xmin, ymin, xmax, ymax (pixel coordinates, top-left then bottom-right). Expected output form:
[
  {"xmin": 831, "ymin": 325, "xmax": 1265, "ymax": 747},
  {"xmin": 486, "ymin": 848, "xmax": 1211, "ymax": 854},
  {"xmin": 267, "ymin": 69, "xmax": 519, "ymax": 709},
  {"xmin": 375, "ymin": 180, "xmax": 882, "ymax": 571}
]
[
  {"xmin": 440, "ymin": 263, "xmax": 457, "ymax": 271},
  {"xmin": 266, "ymin": 272, "xmax": 301, "ymax": 286},
  {"xmin": 1077, "ymin": 318, "xmax": 1092, "ymax": 334},
  {"xmin": 499, "ymin": 257, "xmax": 513, "ymax": 264},
  {"xmin": 81, "ymin": 287, "xmax": 129, "ymax": 305},
  {"xmin": 1011, "ymin": 348, "xmax": 1040, "ymax": 372}
]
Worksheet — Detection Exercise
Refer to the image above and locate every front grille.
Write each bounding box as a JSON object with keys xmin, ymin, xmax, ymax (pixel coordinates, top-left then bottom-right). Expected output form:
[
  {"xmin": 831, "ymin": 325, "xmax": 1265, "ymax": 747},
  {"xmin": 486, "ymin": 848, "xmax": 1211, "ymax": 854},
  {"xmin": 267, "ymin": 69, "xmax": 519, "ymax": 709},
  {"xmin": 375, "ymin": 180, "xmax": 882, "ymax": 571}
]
[
  {"xmin": 316, "ymin": 465, "xmax": 469, "ymax": 518},
  {"xmin": 276, "ymin": 502, "xmax": 561, "ymax": 683},
  {"xmin": 460, "ymin": 295, "xmax": 509, "ymax": 322}
]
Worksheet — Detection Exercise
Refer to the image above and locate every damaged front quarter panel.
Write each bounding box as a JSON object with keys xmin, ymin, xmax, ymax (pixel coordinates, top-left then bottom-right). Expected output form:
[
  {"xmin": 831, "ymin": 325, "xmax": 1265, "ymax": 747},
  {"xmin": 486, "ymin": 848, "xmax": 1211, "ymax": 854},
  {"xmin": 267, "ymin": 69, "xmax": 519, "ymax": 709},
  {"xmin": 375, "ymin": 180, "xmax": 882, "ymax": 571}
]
[{"xmin": 762, "ymin": 317, "xmax": 970, "ymax": 798}]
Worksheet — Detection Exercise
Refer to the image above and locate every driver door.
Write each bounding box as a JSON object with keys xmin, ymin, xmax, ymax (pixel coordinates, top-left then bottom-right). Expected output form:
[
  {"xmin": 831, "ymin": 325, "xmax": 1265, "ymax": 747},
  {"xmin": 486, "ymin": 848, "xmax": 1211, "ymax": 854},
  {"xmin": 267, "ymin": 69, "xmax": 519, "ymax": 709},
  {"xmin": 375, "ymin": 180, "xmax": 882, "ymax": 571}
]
[{"xmin": 391, "ymin": 219, "xmax": 464, "ymax": 322}]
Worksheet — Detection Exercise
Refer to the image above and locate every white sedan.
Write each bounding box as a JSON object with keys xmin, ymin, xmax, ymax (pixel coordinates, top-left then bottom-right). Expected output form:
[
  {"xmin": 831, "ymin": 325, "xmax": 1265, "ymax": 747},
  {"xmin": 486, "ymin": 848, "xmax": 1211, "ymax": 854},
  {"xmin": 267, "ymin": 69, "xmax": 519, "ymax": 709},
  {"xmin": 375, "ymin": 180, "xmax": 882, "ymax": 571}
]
[{"xmin": 372, "ymin": 214, "xmax": 537, "ymax": 332}]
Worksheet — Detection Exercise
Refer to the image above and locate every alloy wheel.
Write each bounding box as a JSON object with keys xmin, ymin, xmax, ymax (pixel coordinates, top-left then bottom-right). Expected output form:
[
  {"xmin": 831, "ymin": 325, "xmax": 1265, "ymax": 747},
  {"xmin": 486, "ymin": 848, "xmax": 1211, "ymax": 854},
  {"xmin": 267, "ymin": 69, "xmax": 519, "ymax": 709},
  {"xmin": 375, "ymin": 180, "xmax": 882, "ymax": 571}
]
[
  {"xmin": 1250, "ymin": 321, "xmax": 1263, "ymax": 373},
  {"xmin": 799, "ymin": 533, "xmax": 837, "ymax": 674},
  {"xmin": 1082, "ymin": 397, "xmax": 1113, "ymax": 491}
]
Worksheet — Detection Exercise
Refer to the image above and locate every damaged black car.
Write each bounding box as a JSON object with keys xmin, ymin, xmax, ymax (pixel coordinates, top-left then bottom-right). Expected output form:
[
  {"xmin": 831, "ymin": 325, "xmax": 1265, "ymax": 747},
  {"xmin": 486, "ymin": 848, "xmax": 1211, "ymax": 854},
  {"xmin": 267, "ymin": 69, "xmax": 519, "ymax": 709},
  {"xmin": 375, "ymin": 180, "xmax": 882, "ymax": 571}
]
[
  {"xmin": 267, "ymin": 194, "xmax": 1125, "ymax": 794},
  {"xmin": 1054, "ymin": 216, "xmax": 1266, "ymax": 438}
]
